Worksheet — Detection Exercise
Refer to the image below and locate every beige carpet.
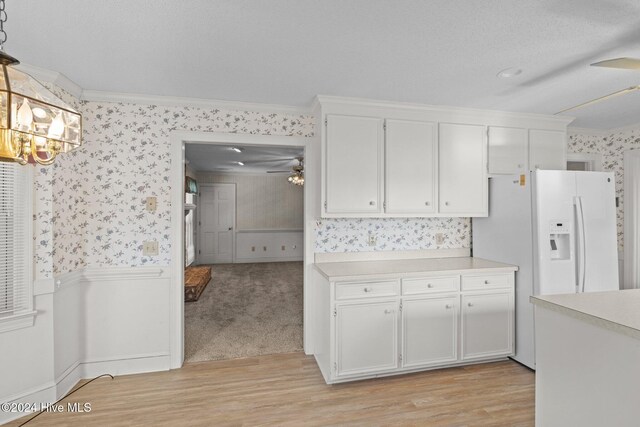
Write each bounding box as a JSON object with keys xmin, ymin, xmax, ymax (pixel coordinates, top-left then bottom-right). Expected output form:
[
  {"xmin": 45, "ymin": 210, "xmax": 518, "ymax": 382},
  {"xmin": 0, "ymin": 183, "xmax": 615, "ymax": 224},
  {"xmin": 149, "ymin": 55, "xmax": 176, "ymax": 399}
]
[{"xmin": 184, "ymin": 262, "xmax": 303, "ymax": 363}]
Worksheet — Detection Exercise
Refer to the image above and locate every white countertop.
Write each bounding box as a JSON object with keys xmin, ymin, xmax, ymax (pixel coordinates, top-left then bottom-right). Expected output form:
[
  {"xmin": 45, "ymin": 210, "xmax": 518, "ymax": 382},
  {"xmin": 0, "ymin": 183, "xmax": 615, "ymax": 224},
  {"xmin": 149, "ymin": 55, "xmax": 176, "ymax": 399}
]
[
  {"xmin": 314, "ymin": 256, "xmax": 517, "ymax": 281},
  {"xmin": 531, "ymin": 289, "xmax": 640, "ymax": 340}
]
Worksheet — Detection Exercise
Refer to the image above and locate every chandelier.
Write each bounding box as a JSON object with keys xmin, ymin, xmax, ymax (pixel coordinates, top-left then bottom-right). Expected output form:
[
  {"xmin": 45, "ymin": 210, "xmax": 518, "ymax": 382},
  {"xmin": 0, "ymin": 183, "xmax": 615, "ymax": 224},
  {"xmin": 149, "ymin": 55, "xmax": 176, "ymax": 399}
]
[
  {"xmin": 287, "ymin": 158, "xmax": 304, "ymax": 186},
  {"xmin": 0, "ymin": 1, "xmax": 82, "ymax": 165}
]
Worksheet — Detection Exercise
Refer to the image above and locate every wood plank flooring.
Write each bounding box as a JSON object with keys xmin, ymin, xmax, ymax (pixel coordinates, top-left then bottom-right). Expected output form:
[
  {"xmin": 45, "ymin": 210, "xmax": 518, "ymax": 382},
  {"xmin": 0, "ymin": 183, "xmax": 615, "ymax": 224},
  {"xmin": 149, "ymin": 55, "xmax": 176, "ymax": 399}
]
[{"xmin": 7, "ymin": 352, "xmax": 534, "ymax": 426}]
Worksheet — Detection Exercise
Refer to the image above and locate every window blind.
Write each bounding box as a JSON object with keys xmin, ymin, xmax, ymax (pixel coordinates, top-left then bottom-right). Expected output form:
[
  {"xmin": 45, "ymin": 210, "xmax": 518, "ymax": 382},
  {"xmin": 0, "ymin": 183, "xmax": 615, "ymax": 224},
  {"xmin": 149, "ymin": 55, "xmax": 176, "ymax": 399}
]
[{"xmin": 0, "ymin": 162, "xmax": 29, "ymax": 317}]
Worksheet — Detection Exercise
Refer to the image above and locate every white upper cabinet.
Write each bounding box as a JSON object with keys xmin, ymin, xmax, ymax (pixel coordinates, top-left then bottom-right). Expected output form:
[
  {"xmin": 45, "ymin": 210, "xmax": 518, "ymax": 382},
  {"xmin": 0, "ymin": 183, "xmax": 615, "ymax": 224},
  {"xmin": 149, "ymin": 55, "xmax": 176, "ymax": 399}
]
[
  {"xmin": 315, "ymin": 96, "xmax": 572, "ymax": 217},
  {"xmin": 439, "ymin": 123, "xmax": 487, "ymax": 216},
  {"xmin": 529, "ymin": 129, "xmax": 567, "ymax": 171},
  {"xmin": 385, "ymin": 119, "xmax": 437, "ymax": 214},
  {"xmin": 325, "ymin": 114, "xmax": 383, "ymax": 214},
  {"xmin": 488, "ymin": 126, "xmax": 528, "ymax": 175}
]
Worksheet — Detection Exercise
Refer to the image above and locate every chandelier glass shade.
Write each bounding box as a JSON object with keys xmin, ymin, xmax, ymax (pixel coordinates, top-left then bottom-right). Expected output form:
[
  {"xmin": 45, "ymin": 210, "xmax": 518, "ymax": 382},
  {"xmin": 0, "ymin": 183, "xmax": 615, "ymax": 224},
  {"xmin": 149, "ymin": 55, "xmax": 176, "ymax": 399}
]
[
  {"xmin": 0, "ymin": 51, "xmax": 82, "ymax": 165},
  {"xmin": 287, "ymin": 166, "xmax": 304, "ymax": 186}
]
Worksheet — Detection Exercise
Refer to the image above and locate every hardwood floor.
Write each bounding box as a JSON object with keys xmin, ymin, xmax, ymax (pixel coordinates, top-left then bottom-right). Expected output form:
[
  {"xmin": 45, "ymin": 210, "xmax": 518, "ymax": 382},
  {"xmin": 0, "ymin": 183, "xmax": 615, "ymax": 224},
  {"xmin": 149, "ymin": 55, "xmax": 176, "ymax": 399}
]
[{"xmin": 8, "ymin": 353, "xmax": 534, "ymax": 426}]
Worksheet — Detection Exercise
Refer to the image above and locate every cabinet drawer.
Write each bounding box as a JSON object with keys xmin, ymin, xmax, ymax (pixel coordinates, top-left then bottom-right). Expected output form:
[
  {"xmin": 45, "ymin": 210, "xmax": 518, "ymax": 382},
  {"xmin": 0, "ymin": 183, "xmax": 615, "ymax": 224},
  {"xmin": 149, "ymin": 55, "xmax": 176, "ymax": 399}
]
[
  {"xmin": 402, "ymin": 276, "xmax": 459, "ymax": 295},
  {"xmin": 335, "ymin": 280, "xmax": 399, "ymax": 300},
  {"xmin": 461, "ymin": 273, "xmax": 512, "ymax": 291}
]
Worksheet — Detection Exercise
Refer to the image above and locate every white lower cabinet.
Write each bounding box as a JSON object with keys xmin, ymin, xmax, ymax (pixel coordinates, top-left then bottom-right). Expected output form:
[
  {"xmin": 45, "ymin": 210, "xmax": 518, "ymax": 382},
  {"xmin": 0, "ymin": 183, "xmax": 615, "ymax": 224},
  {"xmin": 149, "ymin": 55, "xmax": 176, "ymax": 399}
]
[
  {"xmin": 335, "ymin": 300, "xmax": 399, "ymax": 377},
  {"xmin": 316, "ymin": 270, "xmax": 515, "ymax": 384},
  {"xmin": 402, "ymin": 295, "xmax": 458, "ymax": 368},
  {"xmin": 461, "ymin": 291, "xmax": 513, "ymax": 360}
]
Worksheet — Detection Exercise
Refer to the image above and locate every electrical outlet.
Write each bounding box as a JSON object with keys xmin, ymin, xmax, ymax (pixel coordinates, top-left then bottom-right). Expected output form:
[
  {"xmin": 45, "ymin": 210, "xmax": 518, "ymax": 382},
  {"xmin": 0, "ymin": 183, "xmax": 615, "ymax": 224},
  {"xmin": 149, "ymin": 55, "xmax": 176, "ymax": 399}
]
[
  {"xmin": 146, "ymin": 197, "xmax": 157, "ymax": 213},
  {"xmin": 435, "ymin": 233, "xmax": 445, "ymax": 245},
  {"xmin": 368, "ymin": 233, "xmax": 377, "ymax": 246},
  {"xmin": 142, "ymin": 241, "xmax": 159, "ymax": 256}
]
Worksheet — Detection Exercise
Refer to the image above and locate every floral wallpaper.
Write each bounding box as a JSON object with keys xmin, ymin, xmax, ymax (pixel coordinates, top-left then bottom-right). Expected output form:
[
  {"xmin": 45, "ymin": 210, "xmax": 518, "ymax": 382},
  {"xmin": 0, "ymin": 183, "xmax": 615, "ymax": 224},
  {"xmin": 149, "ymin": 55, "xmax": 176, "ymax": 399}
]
[
  {"xmin": 41, "ymin": 84, "xmax": 640, "ymax": 275},
  {"xmin": 315, "ymin": 217, "xmax": 470, "ymax": 252},
  {"xmin": 568, "ymin": 127, "xmax": 640, "ymax": 252}
]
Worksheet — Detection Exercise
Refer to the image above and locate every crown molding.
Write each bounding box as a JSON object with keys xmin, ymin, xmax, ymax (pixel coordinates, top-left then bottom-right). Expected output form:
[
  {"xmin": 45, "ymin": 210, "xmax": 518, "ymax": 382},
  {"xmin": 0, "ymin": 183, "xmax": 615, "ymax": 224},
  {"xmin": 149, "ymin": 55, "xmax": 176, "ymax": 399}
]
[
  {"xmin": 82, "ymin": 90, "xmax": 311, "ymax": 115},
  {"xmin": 15, "ymin": 63, "xmax": 84, "ymax": 99},
  {"xmin": 608, "ymin": 121, "xmax": 640, "ymax": 135},
  {"xmin": 569, "ymin": 121, "xmax": 640, "ymax": 137}
]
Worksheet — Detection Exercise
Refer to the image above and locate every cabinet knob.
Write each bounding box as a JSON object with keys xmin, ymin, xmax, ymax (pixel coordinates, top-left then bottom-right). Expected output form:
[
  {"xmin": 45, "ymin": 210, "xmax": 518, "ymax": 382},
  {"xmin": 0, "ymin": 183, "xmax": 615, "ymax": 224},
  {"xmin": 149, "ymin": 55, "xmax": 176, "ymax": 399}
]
[
  {"xmin": 484, "ymin": 280, "xmax": 489, "ymax": 284},
  {"xmin": 445, "ymin": 304, "xmax": 452, "ymax": 309},
  {"xmin": 444, "ymin": 201, "xmax": 449, "ymax": 206},
  {"xmin": 363, "ymin": 287, "xmax": 372, "ymax": 293},
  {"xmin": 468, "ymin": 302, "xmax": 474, "ymax": 307},
  {"xmin": 369, "ymin": 201, "xmax": 376, "ymax": 206},
  {"xmin": 384, "ymin": 309, "xmax": 394, "ymax": 314},
  {"xmin": 425, "ymin": 201, "xmax": 430, "ymax": 206},
  {"xmin": 517, "ymin": 164, "xmax": 523, "ymax": 168},
  {"xmin": 427, "ymin": 283, "xmax": 433, "ymax": 288}
]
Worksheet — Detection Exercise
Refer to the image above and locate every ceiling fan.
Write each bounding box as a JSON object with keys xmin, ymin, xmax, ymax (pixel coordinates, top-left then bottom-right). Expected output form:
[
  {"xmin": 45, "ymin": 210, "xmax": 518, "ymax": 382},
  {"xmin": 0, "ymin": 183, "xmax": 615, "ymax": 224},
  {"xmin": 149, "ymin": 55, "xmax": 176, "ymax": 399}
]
[
  {"xmin": 267, "ymin": 157, "xmax": 304, "ymax": 186},
  {"xmin": 556, "ymin": 57, "xmax": 640, "ymax": 114}
]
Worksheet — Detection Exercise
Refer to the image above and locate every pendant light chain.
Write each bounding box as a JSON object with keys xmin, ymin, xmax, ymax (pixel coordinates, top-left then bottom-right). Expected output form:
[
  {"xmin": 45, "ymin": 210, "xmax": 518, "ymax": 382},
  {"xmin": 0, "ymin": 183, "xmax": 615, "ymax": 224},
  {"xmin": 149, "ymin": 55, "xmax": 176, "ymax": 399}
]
[{"xmin": 0, "ymin": 0, "xmax": 6, "ymax": 50}]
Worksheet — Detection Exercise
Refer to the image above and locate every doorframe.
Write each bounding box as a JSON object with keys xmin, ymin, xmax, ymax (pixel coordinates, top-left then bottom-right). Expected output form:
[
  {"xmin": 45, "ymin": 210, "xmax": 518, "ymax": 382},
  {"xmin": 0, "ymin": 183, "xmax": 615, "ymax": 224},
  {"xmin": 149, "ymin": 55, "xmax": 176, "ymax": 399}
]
[
  {"xmin": 169, "ymin": 131, "xmax": 318, "ymax": 368},
  {"xmin": 198, "ymin": 183, "xmax": 237, "ymax": 264}
]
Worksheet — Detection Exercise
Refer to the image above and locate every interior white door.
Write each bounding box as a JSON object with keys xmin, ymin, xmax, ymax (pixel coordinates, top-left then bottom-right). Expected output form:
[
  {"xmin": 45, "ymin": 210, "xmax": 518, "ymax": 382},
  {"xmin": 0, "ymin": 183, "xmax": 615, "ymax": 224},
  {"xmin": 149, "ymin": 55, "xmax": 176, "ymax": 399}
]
[
  {"xmin": 325, "ymin": 114, "xmax": 383, "ymax": 214},
  {"xmin": 335, "ymin": 299, "xmax": 398, "ymax": 377},
  {"xmin": 402, "ymin": 295, "xmax": 458, "ymax": 368},
  {"xmin": 199, "ymin": 184, "xmax": 235, "ymax": 264},
  {"xmin": 438, "ymin": 123, "xmax": 487, "ymax": 215},
  {"xmin": 488, "ymin": 126, "xmax": 528, "ymax": 175},
  {"xmin": 385, "ymin": 119, "xmax": 437, "ymax": 213},
  {"xmin": 575, "ymin": 171, "xmax": 619, "ymax": 292},
  {"xmin": 529, "ymin": 129, "xmax": 566, "ymax": 171}
]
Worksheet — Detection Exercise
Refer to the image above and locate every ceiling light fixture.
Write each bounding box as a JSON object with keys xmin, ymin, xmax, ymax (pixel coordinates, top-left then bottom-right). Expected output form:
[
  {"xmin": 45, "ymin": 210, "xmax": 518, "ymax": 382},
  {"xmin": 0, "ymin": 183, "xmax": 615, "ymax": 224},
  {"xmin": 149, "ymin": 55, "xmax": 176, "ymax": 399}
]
[
  {"xmin": 236, "ymin": 161, "xmax": 245, "ymax": 166},
  {"xmin": 0, "ymin": 1, "xmax": 82, "ymax": 165},
  {"xmin": 287, "ymin": 158, "xmax": 304, "ymax": 186},
  {"xmin": 231, "ymin": 147, "xmax": 243, "ymax": 153},
  {"xmin": 496, "ymin": 67, "xmax": 523, "ymax": 79}
]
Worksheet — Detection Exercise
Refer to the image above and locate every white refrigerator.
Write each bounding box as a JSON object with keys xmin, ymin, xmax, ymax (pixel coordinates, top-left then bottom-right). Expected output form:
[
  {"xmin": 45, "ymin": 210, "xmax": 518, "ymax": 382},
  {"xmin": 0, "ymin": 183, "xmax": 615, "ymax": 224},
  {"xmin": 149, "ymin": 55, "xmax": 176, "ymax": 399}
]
[{"xmin": 473, "ymin": 170, "xmax": 619, "ymax": 369}]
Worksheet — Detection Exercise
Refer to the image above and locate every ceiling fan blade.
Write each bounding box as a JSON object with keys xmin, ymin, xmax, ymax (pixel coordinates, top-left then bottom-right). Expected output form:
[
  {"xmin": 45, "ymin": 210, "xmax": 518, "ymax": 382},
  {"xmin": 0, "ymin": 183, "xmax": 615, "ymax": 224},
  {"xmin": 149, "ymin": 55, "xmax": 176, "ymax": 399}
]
[
  {"xmin": 242, "ymin": 158, "xmax": 297, "ymax": 164},
  {"xmin": 591, "ymin": 57, "xmax": 640, "ymax": 70},
  {"xmin": 555, "ymin": 85, "xmax": 640, "ymax": 115}
]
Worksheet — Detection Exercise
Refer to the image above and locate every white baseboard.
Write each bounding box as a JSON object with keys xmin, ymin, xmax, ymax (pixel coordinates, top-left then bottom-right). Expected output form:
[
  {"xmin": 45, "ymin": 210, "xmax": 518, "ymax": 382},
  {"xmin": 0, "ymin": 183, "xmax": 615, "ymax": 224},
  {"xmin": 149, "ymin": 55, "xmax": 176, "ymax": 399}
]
[
  {"xmin": 0, "ymin": 354, "xmax": 170, "ymax": 425},
  {"xmin": 234, "ymin": 256, "xmax": 303, "ymax": 263}
]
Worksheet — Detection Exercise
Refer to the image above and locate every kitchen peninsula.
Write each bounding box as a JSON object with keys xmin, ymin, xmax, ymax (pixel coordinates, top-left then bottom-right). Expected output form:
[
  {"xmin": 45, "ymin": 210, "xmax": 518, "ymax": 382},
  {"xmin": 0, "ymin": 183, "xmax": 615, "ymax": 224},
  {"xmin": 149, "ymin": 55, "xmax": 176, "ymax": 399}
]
[{"xmin": 532, "ymin": 289, "xmax": 640, "ymax": 427}]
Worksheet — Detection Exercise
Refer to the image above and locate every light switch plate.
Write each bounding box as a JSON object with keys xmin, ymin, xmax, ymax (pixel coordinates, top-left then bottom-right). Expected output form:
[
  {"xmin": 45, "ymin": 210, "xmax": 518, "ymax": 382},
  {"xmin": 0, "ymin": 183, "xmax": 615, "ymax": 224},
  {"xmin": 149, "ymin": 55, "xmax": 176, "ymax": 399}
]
[
  {"xmin": 146, "ymin": 197, "xmax": 157, "ymax": 213},
  {"xmin": 143, "ymin": 241, "xmax": 159, "ymax": 256}
]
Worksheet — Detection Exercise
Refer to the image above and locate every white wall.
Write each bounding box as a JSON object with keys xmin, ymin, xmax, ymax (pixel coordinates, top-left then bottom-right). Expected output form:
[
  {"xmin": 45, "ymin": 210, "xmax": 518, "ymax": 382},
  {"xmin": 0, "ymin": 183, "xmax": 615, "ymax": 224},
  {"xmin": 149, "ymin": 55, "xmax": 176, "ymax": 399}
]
[{"xmin": 197, "ymin": 173, "xmax": 304, "ymax": 230}]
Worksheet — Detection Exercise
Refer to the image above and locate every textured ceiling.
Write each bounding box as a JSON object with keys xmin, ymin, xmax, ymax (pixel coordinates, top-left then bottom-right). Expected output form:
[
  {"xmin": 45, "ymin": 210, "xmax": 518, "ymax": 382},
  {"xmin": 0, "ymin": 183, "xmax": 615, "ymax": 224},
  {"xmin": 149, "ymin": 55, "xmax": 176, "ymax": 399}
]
[
  {"xmin": 185, "ymin": 144, "xmax": 304, "ymax": 174},
  {"xmin": 7, "ymin": 0, "xmax": 640, "ymax": 129}
]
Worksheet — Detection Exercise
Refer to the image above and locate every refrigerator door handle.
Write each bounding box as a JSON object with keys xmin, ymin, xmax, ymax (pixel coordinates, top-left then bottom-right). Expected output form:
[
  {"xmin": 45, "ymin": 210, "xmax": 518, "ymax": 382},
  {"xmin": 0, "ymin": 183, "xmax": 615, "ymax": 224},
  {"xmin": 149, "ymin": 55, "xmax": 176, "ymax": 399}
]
[{"xmin": 575, "ymin": 196, "xmax": 587, "ymax": 292}]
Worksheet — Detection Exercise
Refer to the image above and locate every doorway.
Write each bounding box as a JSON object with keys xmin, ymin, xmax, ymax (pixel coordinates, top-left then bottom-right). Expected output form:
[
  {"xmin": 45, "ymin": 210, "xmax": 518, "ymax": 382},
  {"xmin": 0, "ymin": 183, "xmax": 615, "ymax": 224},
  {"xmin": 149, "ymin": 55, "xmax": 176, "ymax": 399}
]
[{"xmin": 170, "ymin": 132, "xmax": 317, "ymax": 369}]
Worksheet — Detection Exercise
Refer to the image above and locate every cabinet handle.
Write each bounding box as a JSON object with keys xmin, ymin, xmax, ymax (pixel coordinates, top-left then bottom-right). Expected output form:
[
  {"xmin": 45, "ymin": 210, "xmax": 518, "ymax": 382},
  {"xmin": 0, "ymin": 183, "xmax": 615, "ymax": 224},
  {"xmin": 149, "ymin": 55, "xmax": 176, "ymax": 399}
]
[
  {"xmin": 445, "ymin": 304, "xmax": 452, "ymax": 309},
  {"xmin": 384, "ymin": 309, "xmax": 394, "ymax": 314},
  {"xmin": 363, "ymin": 287, "xmax": 372, "ymax": 293},
  {"xmin": 369, "ymin": 201, "xmax": 376, "ymax": 206},
  {"xmin": 468, "ymin": 302, "xmax": 474, "ymax": 307},
  {"xmin": 427, "ymin": 283, "xmax": 433, "ymax": 288}
]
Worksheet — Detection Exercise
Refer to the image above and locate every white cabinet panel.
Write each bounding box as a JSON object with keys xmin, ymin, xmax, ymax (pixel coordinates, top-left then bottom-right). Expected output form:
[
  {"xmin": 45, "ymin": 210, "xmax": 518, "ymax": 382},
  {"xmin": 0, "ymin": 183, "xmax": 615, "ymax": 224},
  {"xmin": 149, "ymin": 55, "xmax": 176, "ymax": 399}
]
[
  {"xmin": 439, "ymin": 123, "xmax": 487, "ymax": 215},
  {"xmin": 488, "ymin": 126, "xmax": 528, "ymax": 175},
  {"xmin": 461, "ymin": 291, "xmax": 513, "ymax": 360},
  {"xmin": 385, "ymin": 119, "xmax": 437, "ymax": 213},
  {"xmin": 529, "ymin": 129, "xmax": 566, "ymax": 171},
  {"xmin": 335, "ymin": 300, "xmax": 398, "ymax": 377},
  {"xmin": 325, "ymin": 115, "xmax": 383, "ymax": 214},
  {"xmin": 335, "ymin": 280, "xmax": 399, "ymax": 300},
  {"xmin": 402, "ymin": 295, "xmax": 458, "ymax": 368}
]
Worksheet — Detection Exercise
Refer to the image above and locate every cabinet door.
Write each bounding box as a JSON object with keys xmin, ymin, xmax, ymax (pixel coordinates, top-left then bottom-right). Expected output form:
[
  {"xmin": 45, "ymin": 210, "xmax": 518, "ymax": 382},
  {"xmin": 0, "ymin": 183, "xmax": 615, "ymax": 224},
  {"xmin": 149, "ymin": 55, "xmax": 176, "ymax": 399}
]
[
  {"xmin": 335, "ymin": 300, "xmax": 398, "ymax": 377},
  {"xmin": 402, "ymin": 295, "xmax": 457, "ymax": 368},
  {"xmin": 529, "ymin": 129, "xmax": 566, "ymax": 171},
  {"xmin": 461, "ymin": 292, "xmax": 513, "ymax": 360},
  {"xmin": 385, "ymin": 119, "xmax": 437, "ymax": 213},
  {"xmin": 439, "ymin": 123, "xmax": 487, "ymax": 215},
  {"xmin": 488, "ymin": 126, "xmax": 527, "ymax": 175},
  {"xmin": 325, "ymin": 115, "xmax": 383, "ymax": 214}
]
